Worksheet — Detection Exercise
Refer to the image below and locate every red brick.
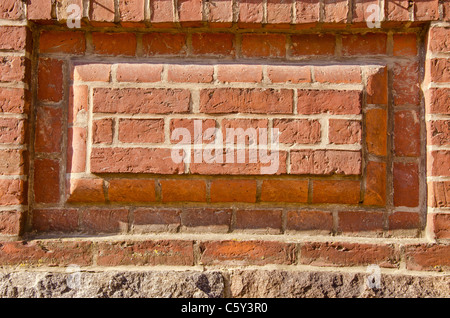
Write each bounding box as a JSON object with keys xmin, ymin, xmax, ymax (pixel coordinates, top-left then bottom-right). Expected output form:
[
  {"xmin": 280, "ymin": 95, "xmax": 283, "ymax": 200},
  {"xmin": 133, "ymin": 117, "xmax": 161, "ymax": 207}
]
[
  {"xmin": 92, "ymin": 33, "xmax": 136, "ymax": 56},
  {"xmin": 393, "ymin": 61, "xmax": 420, "ymax": 105},
  {"xmin": 108, "ymin": 179, "xmax": 156, "ymax": 202},
  {"xmin": 93, "ymin": 88, "xmax": 190, "ymax": 114},
  {"xmin": 0, "ymin": 0, "xmax": 24, "ymax": 20},
  {"xmin": 352, "ymin": 0, "xmax": 378, "ymax": 23},
  {"xmin": 0, "ymin": 149, "xmax": 25, "ymax": 175},
  {"xmin": 200, "ymin": 88, "xmax": 293, "ymax": 114},
  {"xmin": 89, "ymin": 0, "xmax": 115, "ymax": 22},
  {"xmin": 314, "ymin": 65, "xmax": 361, "ymax": 83},
  {"xmin": 66, "ymin": 127, "xmax": 86, "ymax": 173},
  {"xmin": 118, "ymin": 119, "xmax": 164, "ymax": 143},
  {"xmin": 260, "ymin": 180, "xmax": 308, "ymax": 203},
  {"xmin": 0, "ymin": 179, "xmax": 25, "ymax": 206},
  {"xmin": 32, "ymin": 209, "xmax": 78, "ymax": 233},
  {"xmin": 241, "ymin": 34, "xmax": 286, "ymax": 57},
  {"xmin": 217, "ymin": 64, "xmax": 262, "ymax": 83},
  {"xmin": 428, "ymin": 150, "xmax": 450, "ymax": 177},
  {"xmin": 0, "ymin": 88, "xmax": 29, "ymax": 114},
  {"xmin": 40, "ymin": 31, "xmax": 85, "ymax": 54},
  {"xmin": 38, "ymin": 58, "xmax": 63, "ymax": 102},
  {"xmin": 142, "ymin": 33, "xmax": 187, "ymax": 55},
  {"xmin": 133, "ymin": 208, "xmax": 180, "ymax": 233},
  {"xmin": 210, "ymin": 179, "xmax": 256, "ymax": 203},
  {"xmin": 167, "ymin": 64, "xmax": 214, "ymax": 83},
  {"xmin": 92, "ymin": 118, "xmax": 113, "ymax": 144},
  {"xmin": 0, "ymin": 211, "xmax": 24, "ymax": 235},
  {"xmin": 238, "ymin": 0, "xmax": 263, "ymax": 25},
  {"xmin": 273, "ymin": 119, "xmax": 321, "ymax": 144},
  {"xmin": 366, "ymin": 108, "xmax": 387, "ymax": 156},
  {"xmin": 444, "ymin": 1, "xmax": 450, "ymax": 21},
  {"xmin": 366, "ymin": 66, "xmax": 388, "ymax": 105},
  {"xmin": 192, "ymin": 33, "xmax": 234, "ymax": 56},
  {"xmin": 430, "ymin": 214, "xmax": 450, "ymax": 239},
  {"xmin": 200, "ymin": 240, "xmax": 296, "ymax": 265},
  {"xmin": 181, "ymin": 208, "xmax": 232, "ymax": 232},
  {"xmin": 414, "ymin": 0, "xmax": 439, "ymax": 21},
  {"xmin": 27, "ymin": 0, "xmax": 52, "ymax": 20},
  {"xmin": 119, "ymin": 0, "xmax": 145, "ymax": 22},
  {"xmin": 0, "ymin": 241, "xmax": 93, "ymax": 266},
  {"xmin": 385, "ymin": 0, "xmax": 410, "ymax": 21},
  {"xmin": 394, "ymin": 162, "xmax": 419, "ymax": 207},
  {"xmin": 428, "ymin": 181, "xmax": 450, "ymax": 208},
  {"xmin": 34, "ymin": 158, "xmax": 59, "ymax": 204},
  {"xmin": 394, "ymin": 110, "xmax": 421, "ymax": 156},
  {"xmin": 178, "ymin": 0, "xmax": 202, "ymax": 25},
  {"xmin": 389, "ymin": 212, "xmax": 421, "ymax": 231},
  {"xmin": 405, "ymin": 244, "xmax": 450, "ymax": 271},
  {"xmin": 428, "ymin": 58, "xmax": 450, "ymax": 83},
  {"xmin": 160, "ymin": 179, "xmax": 206, "ymax": 202},
  {"xmin": 338, "ymin": 211, "xmax": 384, "ymax": 233},
  {"xmin": 364, "ymin": 161, "xmax": 387, "ymax": 206},
  {"xmin": 150, "ymin": 0, "xmax": 174, "ymax": 24},
  {"xmin": 342, "ymin": 33, "xmax": 387, "ymax": 55},
  {"xmin": 295, "ymin": 0, "xmax": 320, "ymax": 23},
  {"xmin": 297, "ymin": 89, "xmax": 361, "ymax": 115},
  {"xmin": 170, "ymin": 118, "xmax": 217, "ymax": 144},
  {"xmin": 428, "ymin": 27, "xmax": 450, "ymax": 53},
  {"xmin": 267, "ymin": 65, "xmax": 311, "ymax": 83},
  {"xmin": 97, "ymin": 240, "xmax": 194, "ymax": 266},
  {"xmin": 116, "ymin": 63, "xmax": 162, "ymax": 82},
  {"xmin": 67, "ymin": 178, "xmax": 105, "ymax": 203},
  {"xmin": 393, "ymin": 33, "xmax": 417, "ymax": 56},
  {"xmin": 0, "ymin": 26, "xmax": 29, "ymax": 51},
  {"xmin": 207, "ymin": 0, "xmax": 233, "ymax": 25},
  {"xmin": 328, "ymin": 119, "xmax": 361, "ymax": 145},
  {"xmin": 323, "ymin": 0, "xmax": 348, "ymax": 23},
  {"xmin": 267, "ymin": 0, "xmax": 292, "ymax": 24},
  {"xmin": 312, "ymin": 180, "xmax": 361, "ymax": 204},
  {"xmin": 35, "ymin": 106, "xmax": 62, "ymax": 153},
  {"xmin": 190, "ymin": 151, "xmax": 287, "ymax": 175},
  {"xmin": 90, "ymin": 148, "xmax": 184, "ymax": 174},
  {"xmin": 300, "ymin": 242, "xmax": 398, "ymax": 268},
  {"xmin": 291, "ymin": 150, "xmax": 362, "ymax": 175},
  {"xmin": 0, "ymin": 56, "xmax": 28, "ymax": 83},
  {"xmin": 0, "ymin": 118, "xmax": 25, "ymax": 144},
  {"xmin": 426, "ymin": 88, "xmax": 450, "ymax": 115},
  {"xmin": 235, "ymin": 209, "xmax": 282, "ymax": 233},
  {"xmin": 81, "ymin": 209, "xmax": 128, "ymax": 233},
  {"xmin": 286, "ymin": 210, "xmax": 333, "ymax": 232},
  {"xmin": 73, "ymin": 63, "xmax": 111, "ymax": 82},
  {"xmin": 221, "ymin": 118, "xmax": 267, "ymax": 145},
  {"xmin": 291, "ymin": 34, "xmax": 335, "ymax": 56}
]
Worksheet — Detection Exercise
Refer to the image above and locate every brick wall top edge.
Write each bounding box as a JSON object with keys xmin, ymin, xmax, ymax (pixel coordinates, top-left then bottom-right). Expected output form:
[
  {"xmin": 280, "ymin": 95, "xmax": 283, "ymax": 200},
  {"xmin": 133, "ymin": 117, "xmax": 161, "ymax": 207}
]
[{"xmin": 21, "ymin": 0, "xmax": 444, "ymax": 26}]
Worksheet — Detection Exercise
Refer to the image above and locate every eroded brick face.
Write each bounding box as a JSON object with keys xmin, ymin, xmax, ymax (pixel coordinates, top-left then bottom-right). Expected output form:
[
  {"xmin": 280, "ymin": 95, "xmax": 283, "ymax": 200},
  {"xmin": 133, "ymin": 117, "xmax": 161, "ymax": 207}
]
[{"xmin": 0, "ymin": 0, "xmax": 448, "ymax": 277}]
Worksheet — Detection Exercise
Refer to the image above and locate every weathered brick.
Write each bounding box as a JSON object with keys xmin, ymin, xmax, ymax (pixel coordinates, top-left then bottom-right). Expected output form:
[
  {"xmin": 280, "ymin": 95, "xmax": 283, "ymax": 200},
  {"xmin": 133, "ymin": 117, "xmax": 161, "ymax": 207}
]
[
  {"xmin": 323, "ymin": 0, "xmax": 348, "ymax": 23},
  {"xmin": 428, "ymin": 58, "xmax": 450, "ymax": 83},
  {"xmin": 200, "ymin": 88, "xmax": 293, "ymax": 114},
  {"xmin": 295, "ymin": 0, "xmax": 320, "ymax": 23},
  {"xmin": 394, "ymin": 110, "xmax": 421, "ymax": 156},
  {"xmin": 291, "ymin": 34, "xmax": 335, "ymax": 56},
  {"xmin": 200, "ymin": 240, "xmax": 296, "ymax": 265},
  {"xmin": 92, "ymin": 118, "xmax": 113, "ymax": 144},
  {"xmin": 0, "ymin": 26, "xmax": 29, "ymax": 51},
  {"xmin": 38, "ymin": 58, "xmax": 63, "ymax": 102},
  {"xmin": 178, "ymin": 0, "xmax": 203, "ymax": 25},
  {"xmin": 150, "ymin": 0, "xmax": 175, "ymax": 24},
  {"xmin": 267, "ymin": 65, "xmax": 311, "ymax": 83},
  {"xmin": 0, "ymin": 149, "xmax": 25, "ymax": 175},
  {"xmin": 116, "ymin": 63, "xmax": 162, "ymax": 82},
  {"xmin": 92, "ymin": 33, "xmax": 137, "ymax": 56},
  {"xmin": 35, "ymin": 106, "xmax": 62, "ymax": 153},
  {"xmin": 428, "ymin": 27, "xmax": 450, "ymax": 53},
  {"xmin": 119, "ymin": 0, "xmax": 145, "ymax": 22},
  {"xmin": 366, "ymin": 66, "xmax": 388, "ymax": 105},
  {"xmin": 0, "ymin": 0, "xmax": 24, "ymax": 20},
  {"xmin": 364, "ymin": 161, "xmax": 386, "ymax": 206},
  {"xmin": 366, "ymin": 108, "xmax": 387, "ymax": 156},
  {"xmin": 40, "ymin": 31, "xmax": 85, "ymax": 54},
  {"xmin": 286, "ymin": 210, "xmax": 333, "ymax": 233},
  {"xmin": 428, "ymin": 181, "xmax": 450, "ymax": 208},
  {"xmin": 0, "ymin": 211, "xmax": 24, "ymax": 235},
  {"xmin": 89, "ymin": 0, "xmax": 115, "ymax": 22},
  {"xmin": 328, "ymin": 119, "xmax": 361, "ymax": 145},
  {"xmin": 66, "ymin": 127, "xmax": 86, "ymax": 173},
  {"xmin": 314, "ymin": 65, "xmax": 361, "ymax": 83},
  {"xmin": 235, "ymin": 209, "xmax": 282, "ymax": 234},
  {"xmin": 241, "ymin": 34, "xmax": 286, "ymax": 57},
  {"xmin": 97, "ymin": 240, "xmax": 194, "ymax": 266},
  {"xmin": 118, "ymin": 119, "xmax": 164, "ymax": 143},
  {"xmin": 300, "ymin": 242, "xmax": 398, "ymax": 268},
  {"xmin": 312, "ymin": 180, "xmax": 361, "ymax": 204},
  {"xmin": 267, "ymin": 0, "xmax": 292, "ymax": 24},
  {"xmin": 210, "ymin": 180, "xmax": 257, "ymax": 202},
  {"xmin": 0, "ymin": 179, "xmax": 25, "ymax": 206},
  {"xmin": 81, "ymin": 209, "xmax": 128, "ymax": 233},
  {"xmin": 207, "ymin": 0, "xmax": 233, "ymax": 25},
  {"xmin": 393, "ymin": 61, "xmax": 420, "ymax": 105},
  {"xmin": 405, "ymin": 244, "xmax": 450, "ymax": 271},
  {"xmin": 108, "ymin": 179, "xmax": 156, "ymax": 202},
  {"xmin": 342, "ymin": 33, "xmax": 387, "ymax": 55},
  {"xmin": 428, "ymin": 151, "xmax": 450, "ymax": 177},
  {"xmin": 338, "ymin": 211, "xmax": 384, "ymax": 233},
  {"xmin": 0, "ymin": 56, "xmax": 28, "ymax": 83},
  {"xmin": 132, "ymin": 208, "xmax": 181, "ymax": 233},
  {"xmin": 238, "ymin": 0, "xmax": 264, "ymax": 25},
  {"xmin": 216, "ymin": 64, "xmax": 263, "ymax": 83},
  {"xmin": 192, "ymin": 33, "xmax": 234, "ymax": 56},
  {"xmin": 167, "ymin": 64, "xmax": 214, "ymax": 83},
  {"xmin": 260, "ymin": 180, "xmax": 308, "ymax": 203},
  {"xmin": 393, "ymin": 162, "xmax": 419, "ymax": 207},
  {"xmin": 34, "ymin": 159, "xmax": 59, "ymax": 204},
  {"xmin": 414, "ymin": 0, "xmax": 439, "ymax": 21},
  {"xmin": 429, "ymin": 214, "xmax": 450, "ymax": 239},
  {"xmin": 73, "ymin": 63, "xmax": 111, "ymax": 82},
  {"xmin": 273, "ymin": 119, "xmax": 321, "ymax": 144},
  {"xmin": 393, "ymin": 33, "xmax": 417, "ymax": 56},
  {"xmin": 181, "ymin": 208, "xmax": 232, "ymax": 233},
  {"xmin": 90, "ymin": 148, "xmax": 184, "ymax": 174},
  {"xmin": 291, "ymin": 150, "xmax": 362, "ymax": 175},
  {"xmin": 160, "ymin": 179, "xmax": 206, "ymax": 202},
  {"xmin": 0, "ymin": 88, "xmax": 29, "ymax": 114},
  {"xmin": 426, "ymin": 88, "xmax": 450, "ymax": 115},
  {"xmin": 93, "ymin": 88, "xmax": 190, "ymax": 114},
  {"xmin": 385, "ymin": 0, "xmax": 410, "ymax": 21},
  {"xmin": 67, "ymin": 178, "xmax": 105, "ymax": 203},
  {"xmin": 0, "ymin": 118, "xmax": 26, "ymax": 144},
  {"xmin": 142, "ymin": 33, "xmax": 187, "ymax": 55},
  {"xmin": 32, "ymin": 209, "xmax": 79, "ymax": 233},
  {"xmin": 297, "ymin": 89, "xmax": 362, "ymax": 115},
  {"xmin": 389, "ymin": 212, "xmax": 421, "ymax": 231},
  {"xmin": 170, "ymin": 118, "xmax": 217, "ymax": 144}
]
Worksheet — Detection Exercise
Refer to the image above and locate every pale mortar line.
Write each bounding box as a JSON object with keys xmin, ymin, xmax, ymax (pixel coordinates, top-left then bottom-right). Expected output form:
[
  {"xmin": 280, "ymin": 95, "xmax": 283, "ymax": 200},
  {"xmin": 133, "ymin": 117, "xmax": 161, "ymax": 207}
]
[
  {"xmin": 0, "ymin": 175, "xmax": 27, "ymax": 180},
  {"xmin": 0, "ymin": 205, "xmax": 28, "ymax": 212},
  {"xmin": 426, "ymin": 114, "xmax": 450, "ymax": 121},
  {"xmin": 0, "ymin": 82, "xmax": 28, "ymax": 89},
  {"xmin": 0, "ymin": 113, "xmax": 28, "ymax": 119},
  {"xmin": 0, "ymin": 20, "xmax": 28, "ymax": 26},
  {"xmin": 427, "ymin": 208, "xmax": 450, "ymax": 214},
  {"xmin": 427, "ymin": 145, "xmax": 450, "ymax": 151},
  {"xmin": 426, "ymin": 176, "xmax": 450, "ymax": 182},
  {"xmin": 0, "ymin": 144, "xmax": 27, "ymax": 150}
]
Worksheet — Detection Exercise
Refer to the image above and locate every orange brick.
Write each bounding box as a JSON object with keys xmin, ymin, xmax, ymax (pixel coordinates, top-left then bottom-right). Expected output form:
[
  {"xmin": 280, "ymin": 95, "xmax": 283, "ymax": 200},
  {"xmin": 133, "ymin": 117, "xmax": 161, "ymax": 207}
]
[
  {"xmin": 92, "ymin": 33, "xmax": 137, "ymax": 56},
  {"xmin": 241, "ymin": 34, "xmax": 286, "ymax": 58},
  {"xmin": 312, "ymin": 180, "xmax": 361, "ymax": 204},
  {"xmin": 160, "ymin": 179, "xmax": 206, "ymax": 202},
  {"xmin": 108, "ymin": 179, "xmax": 156, "ymax": 202},
  {"xmin": 366, "ymin": 108, "xmax": 387, "ymax": 156},
  {"xmin": 260, "ymin": 180, "xmax": 308, "ymax": 203},
  {"xmin": 210, "ymin": 180, "xmax": 257, "ymax": 203}
]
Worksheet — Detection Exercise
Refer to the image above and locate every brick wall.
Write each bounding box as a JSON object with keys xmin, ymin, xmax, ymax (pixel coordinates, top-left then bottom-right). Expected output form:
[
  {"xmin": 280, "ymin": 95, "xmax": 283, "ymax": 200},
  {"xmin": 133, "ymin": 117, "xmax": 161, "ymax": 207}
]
[{"xmin": 0, "ymin": 0, "xmax": 449, "ymax": 295}]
